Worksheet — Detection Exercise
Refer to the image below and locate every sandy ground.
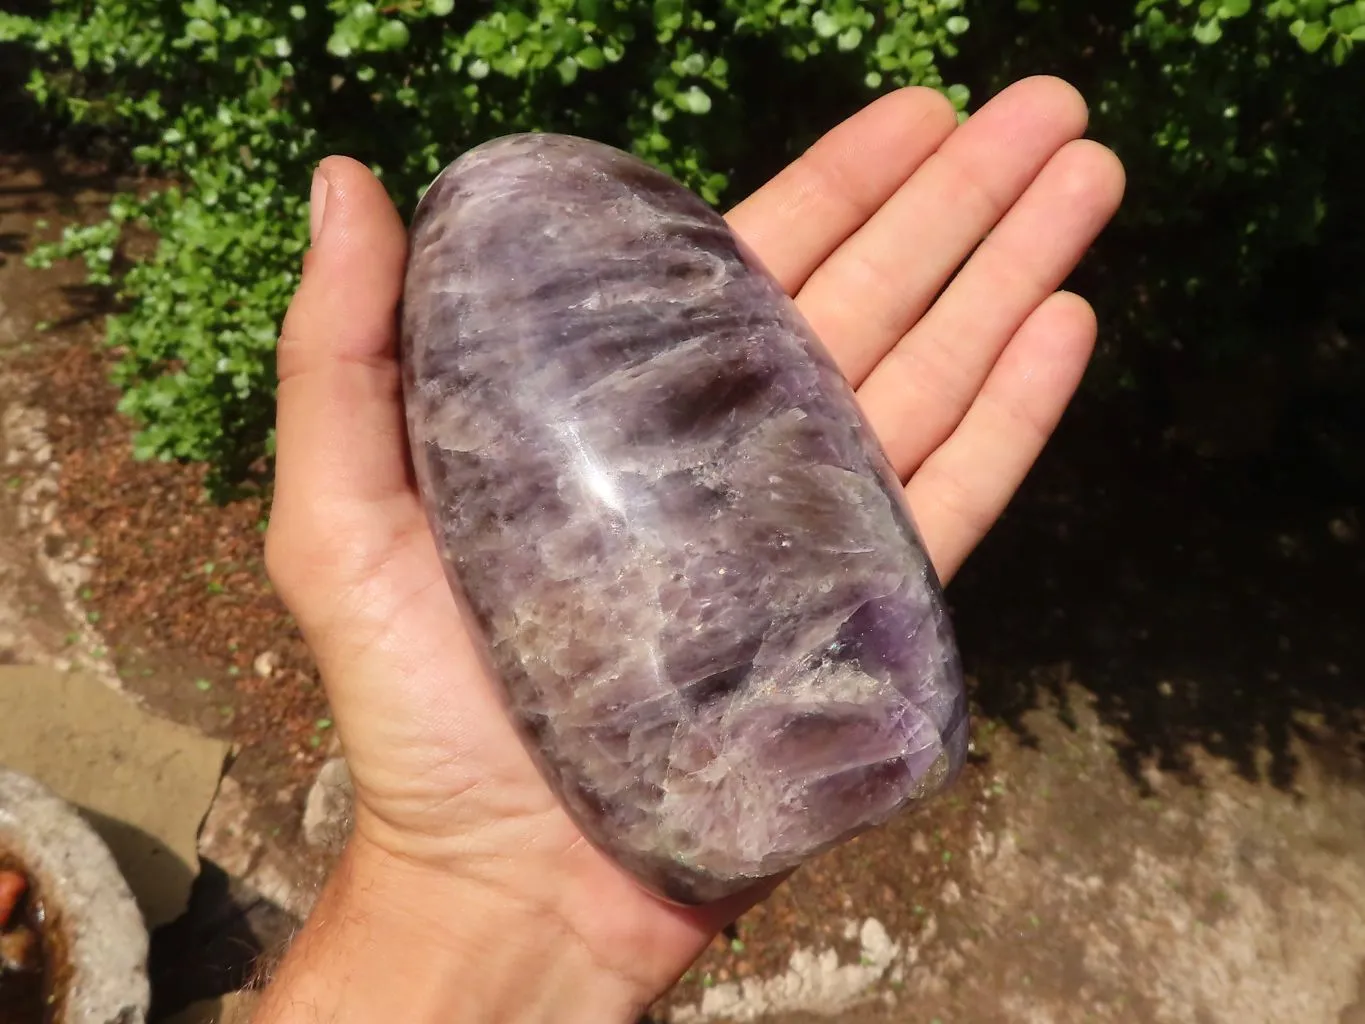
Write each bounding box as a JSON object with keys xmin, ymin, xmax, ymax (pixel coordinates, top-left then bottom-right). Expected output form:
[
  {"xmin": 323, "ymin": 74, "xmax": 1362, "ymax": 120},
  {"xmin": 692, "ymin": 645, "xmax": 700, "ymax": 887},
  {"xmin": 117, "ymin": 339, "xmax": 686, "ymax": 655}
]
[
  {"xmin": 675, "ymin": 695, "xmax": 1365, "ymax": 1023},
  {"xmin": 4, "ymin": 145, "xmax": 1365, "ymax": 1022}
]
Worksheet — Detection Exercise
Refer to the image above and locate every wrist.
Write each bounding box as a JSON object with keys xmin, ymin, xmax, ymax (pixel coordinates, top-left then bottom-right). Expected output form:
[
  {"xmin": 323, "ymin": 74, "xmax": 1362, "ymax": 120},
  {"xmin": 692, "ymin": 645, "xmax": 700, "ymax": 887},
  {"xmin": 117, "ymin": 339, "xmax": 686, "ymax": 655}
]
[{"xmin": 250, "ymin": 833, "xmax": 647, "ymax": 1024}]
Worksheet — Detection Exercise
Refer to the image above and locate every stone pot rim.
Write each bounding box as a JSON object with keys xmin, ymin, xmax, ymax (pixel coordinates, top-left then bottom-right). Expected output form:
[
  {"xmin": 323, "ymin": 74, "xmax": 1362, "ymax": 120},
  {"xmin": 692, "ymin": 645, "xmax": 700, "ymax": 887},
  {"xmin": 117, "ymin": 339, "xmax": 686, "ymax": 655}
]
[{"xmin": 0, "ymin": 767, "xmax": 150, "ymax": 1023}]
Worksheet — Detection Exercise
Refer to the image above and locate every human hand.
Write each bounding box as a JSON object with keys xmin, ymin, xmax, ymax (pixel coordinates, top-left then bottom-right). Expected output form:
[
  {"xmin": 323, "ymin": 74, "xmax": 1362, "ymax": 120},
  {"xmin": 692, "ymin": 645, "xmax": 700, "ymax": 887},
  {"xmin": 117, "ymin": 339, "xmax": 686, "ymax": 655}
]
[{"xmin": 256, "ymin": 76, "xmax": 1124, "ymax": 1022}]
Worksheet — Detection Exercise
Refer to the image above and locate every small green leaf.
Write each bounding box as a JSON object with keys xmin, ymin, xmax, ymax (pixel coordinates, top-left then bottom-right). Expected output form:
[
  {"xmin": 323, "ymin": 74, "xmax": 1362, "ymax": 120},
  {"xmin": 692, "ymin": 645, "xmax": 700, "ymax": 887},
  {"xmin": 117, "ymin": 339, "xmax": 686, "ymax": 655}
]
[
  {"xmin": 1192, "ymin": 19, "xmax": 1223, "ymax": 44},
  {"xmin": 428, "ymin": 0, "xmax": 454, "ymax": 14},
  {"xmin": 946, "ymin": 15, "xmax": 970, "ymax": 34},
  {"xmin": 326, "ymin": 32, "xmax": 353, "ymax": 57},
  {"xmin": 1297, "ymin": 20, "xmax": 1329, "ymax": 51},
  {"xmin": 376, "ymin": 20, "xmax": 409, "ymax": 49},
  {"xmin": 837, "ymin": 26, "xmax": 862, "ymax": 50},
  {"xmin": 575, "ymin": 45, "xmax": 605, "ymax": 70},
  {"xmin": 185, "ymin": 18, "xmax": 217, "ymax": 42},
  {"xmin": 811, "ymin": 10, "xmax": 839, "ymax": 38},
  {"xmin": 675, "ymin": 85, "xmax": 712, "ymax": 114},
  {"xmin": 676, "ymin": 52, "xmax": 704, "ymax": 75},
  {"xmin": 1330, "ymin": 5, "xmax": 1360, "ymax": 32}
]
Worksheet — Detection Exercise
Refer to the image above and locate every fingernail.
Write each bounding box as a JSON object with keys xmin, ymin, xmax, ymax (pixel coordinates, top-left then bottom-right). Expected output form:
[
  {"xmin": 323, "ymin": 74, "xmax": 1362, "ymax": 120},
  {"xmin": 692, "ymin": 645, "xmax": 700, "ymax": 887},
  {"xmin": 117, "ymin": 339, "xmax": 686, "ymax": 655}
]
[{"xmin": 309, "ymin": 165, "xmax": 330, "ymax": 245}]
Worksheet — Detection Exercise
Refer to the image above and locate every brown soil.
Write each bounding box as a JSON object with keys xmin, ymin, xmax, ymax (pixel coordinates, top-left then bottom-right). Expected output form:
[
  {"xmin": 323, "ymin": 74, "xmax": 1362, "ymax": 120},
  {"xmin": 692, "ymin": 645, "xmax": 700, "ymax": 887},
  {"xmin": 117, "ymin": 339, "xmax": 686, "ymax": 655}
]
[{"xmin": 30, "ymin": 332, "xmax": 331, "ymax": 781}]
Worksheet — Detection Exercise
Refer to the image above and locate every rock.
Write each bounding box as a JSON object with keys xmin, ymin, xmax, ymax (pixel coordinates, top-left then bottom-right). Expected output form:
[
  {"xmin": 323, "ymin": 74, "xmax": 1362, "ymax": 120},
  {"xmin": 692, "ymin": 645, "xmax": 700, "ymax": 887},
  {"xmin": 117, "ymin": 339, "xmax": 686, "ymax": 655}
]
[
  {"xmin": 252, "ymin": 650, "xmax": 279, "ymax": 679},
  {"xmin": 198, "ymin": 776, "xmax": 261, "ymax": 879},
  {"xmin": 676, "ymin": 918, "xmax": 901, "ymax": 1022},
  {"xmin": 0, "ymin": 768, "xmax": 150, "ymax": 1022},
  {"xmin": 199, "ymin": 775, "xmax": 318, "ymax": 920},
  {"xmin": 401, "ymin": 133, "xmax": 966, "ymax": 904},
  {"xmin": 858, "ymin": 917, "xmax": 896, "ymax": 965},
  {"xmin": 303, "ymin": 757, "xmax": 352, "ymax": 853}
]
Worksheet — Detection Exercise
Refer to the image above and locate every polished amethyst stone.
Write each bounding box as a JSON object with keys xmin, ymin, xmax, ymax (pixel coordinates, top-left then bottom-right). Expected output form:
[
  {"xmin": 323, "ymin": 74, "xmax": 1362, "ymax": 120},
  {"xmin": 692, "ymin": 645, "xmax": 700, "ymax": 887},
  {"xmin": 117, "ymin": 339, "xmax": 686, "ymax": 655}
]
[{"xmin": 400, "ymin": 133, "xmax": 967, "ymax": 904}]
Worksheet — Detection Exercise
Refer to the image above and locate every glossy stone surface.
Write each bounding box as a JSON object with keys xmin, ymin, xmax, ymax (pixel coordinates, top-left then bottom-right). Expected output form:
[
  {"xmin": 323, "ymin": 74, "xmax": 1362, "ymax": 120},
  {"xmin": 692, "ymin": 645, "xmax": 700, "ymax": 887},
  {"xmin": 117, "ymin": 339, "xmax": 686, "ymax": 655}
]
[{"xmin": 401, "ymin": 133, "xmax": 968, "ymax": 904}]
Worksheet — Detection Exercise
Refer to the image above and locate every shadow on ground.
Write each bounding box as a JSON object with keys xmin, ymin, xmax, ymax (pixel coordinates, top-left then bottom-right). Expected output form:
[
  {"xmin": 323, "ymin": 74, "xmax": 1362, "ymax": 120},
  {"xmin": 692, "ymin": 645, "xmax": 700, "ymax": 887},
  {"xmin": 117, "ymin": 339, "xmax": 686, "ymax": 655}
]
[
  {"xmin": 147, "ymin": 860, "xmax": 297, "ymax": 1021},
  {"xmin": 951, "ymin": 363, "xmax": 1365, "ymax": 791}
]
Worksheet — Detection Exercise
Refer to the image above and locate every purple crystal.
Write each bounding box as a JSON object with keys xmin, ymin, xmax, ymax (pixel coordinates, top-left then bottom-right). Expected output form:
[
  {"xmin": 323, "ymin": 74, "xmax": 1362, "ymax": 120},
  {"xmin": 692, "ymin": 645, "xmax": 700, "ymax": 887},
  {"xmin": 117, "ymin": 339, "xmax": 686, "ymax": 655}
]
[{"xmin": 400, "ymin": 133, "xmax": 967, "ymax": 904}]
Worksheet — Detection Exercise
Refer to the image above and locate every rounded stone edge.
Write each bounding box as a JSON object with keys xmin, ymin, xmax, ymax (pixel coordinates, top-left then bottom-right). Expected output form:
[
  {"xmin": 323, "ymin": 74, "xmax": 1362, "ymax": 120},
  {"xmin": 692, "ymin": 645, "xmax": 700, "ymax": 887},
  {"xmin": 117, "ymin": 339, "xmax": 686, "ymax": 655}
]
[
  {"xmin": 401, "ymin": 130, "xmax": 970, "ymax": 905},
  {"xmin": 0, "ymin": 768, "xmax": 150, "ymax": 1024}
]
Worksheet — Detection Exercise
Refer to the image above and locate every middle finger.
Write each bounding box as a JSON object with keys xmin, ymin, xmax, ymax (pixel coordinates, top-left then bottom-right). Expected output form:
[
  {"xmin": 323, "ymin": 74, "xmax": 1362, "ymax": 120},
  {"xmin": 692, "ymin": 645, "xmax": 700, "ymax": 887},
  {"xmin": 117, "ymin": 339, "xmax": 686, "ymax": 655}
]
[{"xmin": 793, "ymin": 75, "xmax": 1090, "ymax": 386}]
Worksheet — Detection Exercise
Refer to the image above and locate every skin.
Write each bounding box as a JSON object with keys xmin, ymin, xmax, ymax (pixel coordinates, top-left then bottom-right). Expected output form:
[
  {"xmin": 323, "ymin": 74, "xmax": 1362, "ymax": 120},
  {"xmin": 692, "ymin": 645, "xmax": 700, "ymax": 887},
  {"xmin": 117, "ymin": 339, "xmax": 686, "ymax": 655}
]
[{"xmin": 252, "ymin": 76, "xmax": 1126, "ymax": 1023}]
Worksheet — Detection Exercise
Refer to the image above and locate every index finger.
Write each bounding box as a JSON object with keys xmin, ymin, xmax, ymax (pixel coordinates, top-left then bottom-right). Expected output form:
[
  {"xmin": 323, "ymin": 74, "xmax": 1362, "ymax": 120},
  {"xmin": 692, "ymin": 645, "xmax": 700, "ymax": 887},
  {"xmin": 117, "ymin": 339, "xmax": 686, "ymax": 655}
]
[{"xmin": 725, "ymin": 86, "xmax": 958, "ymax": 296}]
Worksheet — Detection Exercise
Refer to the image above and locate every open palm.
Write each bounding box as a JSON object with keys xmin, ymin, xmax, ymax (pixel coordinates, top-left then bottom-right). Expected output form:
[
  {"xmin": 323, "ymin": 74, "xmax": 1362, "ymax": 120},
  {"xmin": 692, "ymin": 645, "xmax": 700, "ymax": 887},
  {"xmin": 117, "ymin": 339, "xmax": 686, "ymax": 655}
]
[{"xmin": 264, "ymin": 75, "xmax": 1124, "ymax": 1009}]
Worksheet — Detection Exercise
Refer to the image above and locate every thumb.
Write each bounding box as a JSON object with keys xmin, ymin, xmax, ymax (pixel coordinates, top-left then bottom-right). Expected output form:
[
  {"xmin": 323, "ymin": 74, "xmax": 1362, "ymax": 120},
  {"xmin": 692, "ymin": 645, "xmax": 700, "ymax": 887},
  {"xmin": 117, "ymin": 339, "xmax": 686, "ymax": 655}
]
[{"xmin": 267, "ymin": 156, "xmax": 417, "ymax": 606}]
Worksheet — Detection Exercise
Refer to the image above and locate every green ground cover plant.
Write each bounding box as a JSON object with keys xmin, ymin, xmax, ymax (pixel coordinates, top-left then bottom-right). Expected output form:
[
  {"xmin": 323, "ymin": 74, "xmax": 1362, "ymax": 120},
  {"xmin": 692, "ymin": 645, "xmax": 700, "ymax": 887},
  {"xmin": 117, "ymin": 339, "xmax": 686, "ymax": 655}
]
[{"xmin": 2, "ymin": 0, "xmax": 1361, "ymax": 491}]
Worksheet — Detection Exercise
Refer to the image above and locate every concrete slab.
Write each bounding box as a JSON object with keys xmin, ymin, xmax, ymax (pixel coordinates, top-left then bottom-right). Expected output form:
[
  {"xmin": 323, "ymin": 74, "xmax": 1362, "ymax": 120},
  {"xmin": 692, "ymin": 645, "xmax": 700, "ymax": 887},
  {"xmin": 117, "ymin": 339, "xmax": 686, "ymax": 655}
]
[{"xmin": 0, "ymin": 665, "xmax": 230, "ymax": 929}]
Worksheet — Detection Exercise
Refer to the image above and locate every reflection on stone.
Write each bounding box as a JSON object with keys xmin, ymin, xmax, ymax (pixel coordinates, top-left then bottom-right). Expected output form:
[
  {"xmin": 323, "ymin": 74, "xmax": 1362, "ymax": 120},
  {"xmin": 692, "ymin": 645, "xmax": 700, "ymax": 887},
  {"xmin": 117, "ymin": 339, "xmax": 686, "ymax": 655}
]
[{"xmin": 401, "ymin": 133, "xmax": 967, "ymax": 904}]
